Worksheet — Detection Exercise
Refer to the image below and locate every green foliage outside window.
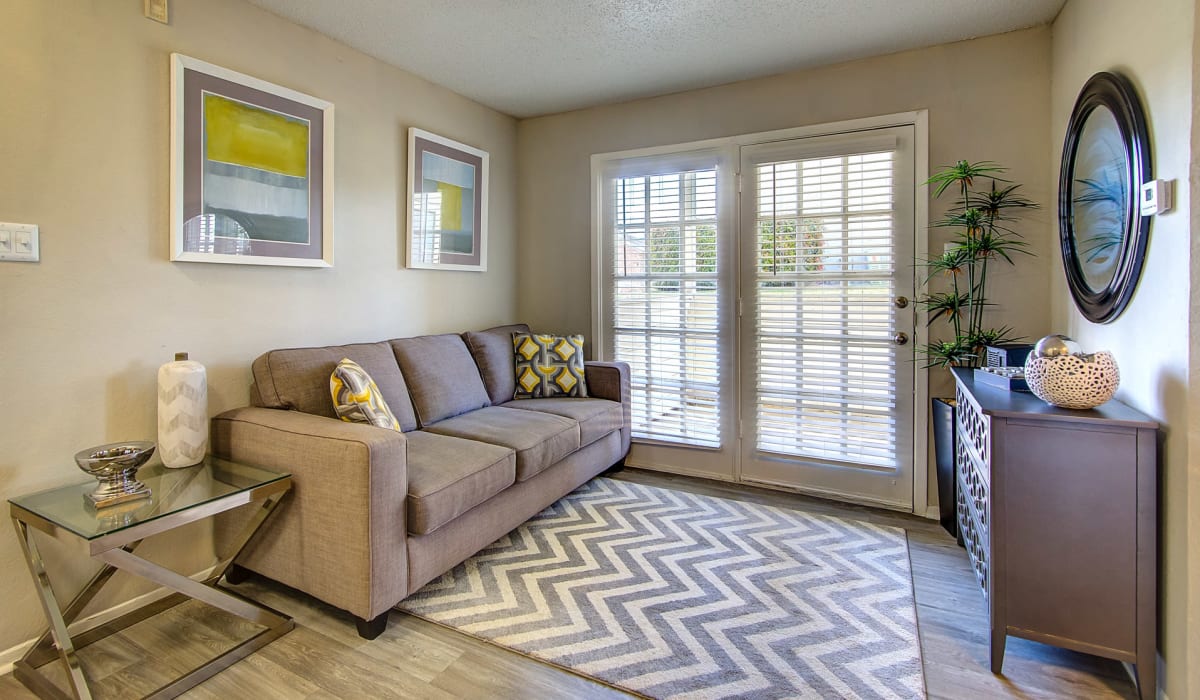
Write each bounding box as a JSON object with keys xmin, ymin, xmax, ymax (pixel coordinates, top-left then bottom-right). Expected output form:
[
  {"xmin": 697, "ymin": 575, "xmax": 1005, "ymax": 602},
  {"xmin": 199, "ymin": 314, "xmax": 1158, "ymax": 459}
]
[{"xmin": 760, "ymin": 218, "xmax": 824, "ymax": 287}]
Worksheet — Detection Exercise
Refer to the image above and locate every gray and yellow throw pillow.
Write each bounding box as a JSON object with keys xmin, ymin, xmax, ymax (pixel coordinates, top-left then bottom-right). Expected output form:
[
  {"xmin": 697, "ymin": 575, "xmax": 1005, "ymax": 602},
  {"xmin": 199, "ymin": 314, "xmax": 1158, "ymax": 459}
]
[
  {"xmin": 330, "ymin": 358, "xmax": 402, "ymax": 430},
  {"xmin": 513, "ymin": 333, "xmax": 588, "ymax": 399}
]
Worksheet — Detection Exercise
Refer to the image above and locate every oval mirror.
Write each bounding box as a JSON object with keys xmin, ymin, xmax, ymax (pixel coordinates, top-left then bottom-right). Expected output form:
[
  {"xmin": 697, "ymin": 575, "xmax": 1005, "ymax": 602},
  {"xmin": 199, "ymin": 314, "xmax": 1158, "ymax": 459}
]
[{"xmin": 1058, "ymin": 71, "xmax": 1151, "ymax": 323}]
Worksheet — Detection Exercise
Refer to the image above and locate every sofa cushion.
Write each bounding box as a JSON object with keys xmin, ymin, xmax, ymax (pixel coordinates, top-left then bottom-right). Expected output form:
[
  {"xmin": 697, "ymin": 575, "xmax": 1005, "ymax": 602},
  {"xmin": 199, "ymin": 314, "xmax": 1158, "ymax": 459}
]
[
  {"xmin": 502, "ymin": 398, "xmax": 623, "ymax": 449},
  {"xmin": 462, "ymin": 323, "xmax": 530, "ymax": 405},
  {"xmin": 423, "ymin": 406, "xmax": 580, "ymax": 481},
  {"xmin": 330, "ymin": 358, "xmax": 403, "ymax": 431},
  {"xmin": 512, "ymin": 333, "xmax": 588, "ymax": 399},
  {"xmin": 252, "ymin": 342, "xmax": 418, "ymax": 431},
  {"xmin": 405, "ymin": 431, "xmax": 515, "ymax": 535},
  {"xmin": 390, "ymin": 335, "xmax": 490, "ymax": 426}
]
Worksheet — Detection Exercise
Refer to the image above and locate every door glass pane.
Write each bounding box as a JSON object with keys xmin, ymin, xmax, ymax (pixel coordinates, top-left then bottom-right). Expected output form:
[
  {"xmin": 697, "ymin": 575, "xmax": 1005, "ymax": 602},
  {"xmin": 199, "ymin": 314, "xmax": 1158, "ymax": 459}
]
[
  {"xmin": 753, "ymin": 152, "xmax": 899, "ymax": 467},
  {"xmin": 611, "ymin": 168, "xmax": 721, "ymax": 447}
]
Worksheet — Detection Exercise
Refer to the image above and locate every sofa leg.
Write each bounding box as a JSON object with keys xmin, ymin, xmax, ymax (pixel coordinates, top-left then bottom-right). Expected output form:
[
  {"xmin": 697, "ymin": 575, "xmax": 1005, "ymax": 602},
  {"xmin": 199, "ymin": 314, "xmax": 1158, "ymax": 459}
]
[
  {"xmin": 223, "ymin": 563, "xmax": 253, "ymax": 585},
  {"xmin": 355, "ymin": 612, "xmax": 389, "ymax": 640},
  {"xmin": 602, "ymin": 457, "xmax": 626, "ymax": 476}
]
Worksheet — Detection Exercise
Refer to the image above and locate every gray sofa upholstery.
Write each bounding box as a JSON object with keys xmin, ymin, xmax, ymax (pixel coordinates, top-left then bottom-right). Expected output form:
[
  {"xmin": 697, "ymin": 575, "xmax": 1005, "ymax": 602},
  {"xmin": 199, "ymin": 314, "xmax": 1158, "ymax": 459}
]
[{"xmin": 212, "ymin": 323, "xmax": 631, "ymax": 638}]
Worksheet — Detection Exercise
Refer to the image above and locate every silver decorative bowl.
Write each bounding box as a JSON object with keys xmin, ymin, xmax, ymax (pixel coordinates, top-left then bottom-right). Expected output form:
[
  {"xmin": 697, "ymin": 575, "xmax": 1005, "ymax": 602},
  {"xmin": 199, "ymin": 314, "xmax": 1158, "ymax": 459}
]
[
  {"xmin": 74, "ymin": 441, "xmax": 156, "ymax": 507},
  {"xmin": 1031, "ymin": 334, "xmax": 1082, "ymax": 359}
]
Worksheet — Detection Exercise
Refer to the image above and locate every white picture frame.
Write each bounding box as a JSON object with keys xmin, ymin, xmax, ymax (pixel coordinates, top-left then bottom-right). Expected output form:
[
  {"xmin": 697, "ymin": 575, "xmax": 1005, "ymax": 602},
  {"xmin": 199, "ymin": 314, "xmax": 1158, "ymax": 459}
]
[
  {"xmin": 406, "ymin": 128, "xmax": 489, "ymax": 272},
  {"xmin": 170, "ymin": 53, "xmax": 335, "ymax": 268}
]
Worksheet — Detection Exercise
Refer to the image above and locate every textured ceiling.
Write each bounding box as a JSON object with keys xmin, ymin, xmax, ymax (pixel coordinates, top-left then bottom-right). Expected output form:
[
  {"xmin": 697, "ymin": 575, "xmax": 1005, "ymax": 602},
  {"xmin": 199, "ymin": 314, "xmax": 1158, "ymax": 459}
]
[{"xmin": 245, "ymin": 0, "xmax": 1066, "ymax": 118}]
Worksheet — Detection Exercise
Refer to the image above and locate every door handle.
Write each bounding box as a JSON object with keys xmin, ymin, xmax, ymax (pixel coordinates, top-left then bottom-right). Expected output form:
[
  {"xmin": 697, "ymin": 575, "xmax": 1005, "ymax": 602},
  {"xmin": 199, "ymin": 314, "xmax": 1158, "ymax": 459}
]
[
  {"xmin": 894, "ymin": 332, "xmax": 909, "ymax": 345},
  {"xmin": 894, "ymin": 296, "xmax": 909, "ymax": 308}
]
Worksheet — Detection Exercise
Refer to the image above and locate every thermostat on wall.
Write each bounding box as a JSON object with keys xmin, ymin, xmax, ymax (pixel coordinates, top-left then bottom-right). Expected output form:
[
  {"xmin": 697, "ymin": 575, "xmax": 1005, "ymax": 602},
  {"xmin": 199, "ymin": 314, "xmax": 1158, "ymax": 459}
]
[{"xmin": 1140, "ymin": 179, "xmax": 1173, "ymax": 215}]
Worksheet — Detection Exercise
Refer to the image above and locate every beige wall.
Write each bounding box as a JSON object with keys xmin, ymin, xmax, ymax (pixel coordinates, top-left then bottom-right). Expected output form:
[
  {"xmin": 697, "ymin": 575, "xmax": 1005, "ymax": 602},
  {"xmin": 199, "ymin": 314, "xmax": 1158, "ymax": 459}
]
[
  {"xmin": 517, "ymin": 28, "xmax": 1053, "ymax": 496},
  {"xmin": 0, "ymin": 0, "xmax": 516, "ymax": 653},
  {"xmin": 1050, "ymin": 0, "xmax": 1196, "ymax": 696}
]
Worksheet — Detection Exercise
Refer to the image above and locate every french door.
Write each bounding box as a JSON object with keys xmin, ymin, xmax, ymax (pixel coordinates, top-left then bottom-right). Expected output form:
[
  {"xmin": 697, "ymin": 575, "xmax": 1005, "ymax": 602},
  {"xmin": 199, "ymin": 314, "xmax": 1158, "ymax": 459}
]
[
  {"xmin": 595, "ymin": 119, "xmax": 920, "ymax": 510},
  {"xmin": 738, "ymin": 127, "xmax": 916, "ymax": 509}
]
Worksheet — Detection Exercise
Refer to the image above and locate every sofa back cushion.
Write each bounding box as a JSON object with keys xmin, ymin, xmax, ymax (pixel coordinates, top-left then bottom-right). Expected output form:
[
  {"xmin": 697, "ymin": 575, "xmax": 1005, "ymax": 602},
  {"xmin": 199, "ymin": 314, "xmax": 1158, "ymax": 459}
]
[
  {"xmin": 462, "ymin": 323, "xmax": 530, "ymax": 405},
  {"xmin": 390, "ymin": 334, "xmax": 490, "ymax": 425},
  {"xmin": 251, "ymin": 342, "xmax": 418, "ymax": 431}
]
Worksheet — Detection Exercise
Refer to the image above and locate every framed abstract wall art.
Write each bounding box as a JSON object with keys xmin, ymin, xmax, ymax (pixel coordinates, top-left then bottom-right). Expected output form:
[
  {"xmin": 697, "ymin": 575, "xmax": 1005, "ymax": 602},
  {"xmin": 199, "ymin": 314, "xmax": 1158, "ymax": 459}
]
[
  {"xmin": 406, "ymin": 128, "xmax": 488, "ymax": 271},
  {"xmin": 170, "ymin": 54, "xmax": 334, "ymax": 267}
]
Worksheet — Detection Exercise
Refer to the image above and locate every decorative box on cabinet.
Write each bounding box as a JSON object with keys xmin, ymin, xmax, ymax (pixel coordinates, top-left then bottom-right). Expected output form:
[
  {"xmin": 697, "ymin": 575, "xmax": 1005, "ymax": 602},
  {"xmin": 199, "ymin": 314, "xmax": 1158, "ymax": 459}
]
[{"xmin": 950, "ymin": 368, "xmax": 1158, "ymax": 700}]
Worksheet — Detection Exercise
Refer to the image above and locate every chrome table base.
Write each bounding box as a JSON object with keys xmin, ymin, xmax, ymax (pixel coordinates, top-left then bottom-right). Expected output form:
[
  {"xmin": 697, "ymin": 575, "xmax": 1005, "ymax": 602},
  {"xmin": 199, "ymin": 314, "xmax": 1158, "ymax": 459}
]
[{"xmin": 11, "ymin": 479, "xmax": 292, "ymax": 700}]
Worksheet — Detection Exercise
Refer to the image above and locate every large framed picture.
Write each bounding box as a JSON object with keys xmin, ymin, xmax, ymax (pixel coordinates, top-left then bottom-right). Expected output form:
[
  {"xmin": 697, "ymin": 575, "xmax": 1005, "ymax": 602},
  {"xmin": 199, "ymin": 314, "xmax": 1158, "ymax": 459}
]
[
  {"xmin": 406, "ymin": 128, "xmax": 489, "ymax": 271},
  {"xmin": 170, "ymin": 54, "xmax": 334, "ymax": 267}
]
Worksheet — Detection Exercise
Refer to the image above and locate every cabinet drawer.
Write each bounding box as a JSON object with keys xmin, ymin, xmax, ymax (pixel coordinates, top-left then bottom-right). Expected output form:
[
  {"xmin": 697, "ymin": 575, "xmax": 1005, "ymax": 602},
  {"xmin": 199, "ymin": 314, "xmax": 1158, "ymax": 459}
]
[
  {"xmin": 955, "ymin": 433, "xmax": 989, "ymax": 598},
  {"xmin": 956, "ymin": 473, "xmax": 989, "ymax": 598},
  {"xmin": 955, "ymin": 382, "xmax": 991, "ymax": 483},
  {"xmin": 955, "ymin": 434, "xmax": 989, "ymax": 543},
  {"xmin": 1000, "ymin": 420, "xmax": 1137, "ymax": 654}
]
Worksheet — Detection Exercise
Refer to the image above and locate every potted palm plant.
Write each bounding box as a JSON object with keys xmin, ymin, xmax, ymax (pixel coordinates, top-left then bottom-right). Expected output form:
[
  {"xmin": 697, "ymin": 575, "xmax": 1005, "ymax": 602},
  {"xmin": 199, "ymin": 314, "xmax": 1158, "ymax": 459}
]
[
  {"xmin": 921, "ymin": 160, "xmax": 1037, "ymax": 366},
  {"xmin": 920, "ymin": 161, "xmax": 1037, "ymax": 537}
]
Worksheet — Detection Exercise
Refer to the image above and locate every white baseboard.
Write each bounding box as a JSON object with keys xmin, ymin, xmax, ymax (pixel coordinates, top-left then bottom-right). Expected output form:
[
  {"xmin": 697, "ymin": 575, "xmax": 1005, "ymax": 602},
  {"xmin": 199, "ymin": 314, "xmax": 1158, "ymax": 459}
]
[
  {"xmin": 0, "ymin": 564, "xmax": 218, "ymax": 677},
  {"xmin": 630, "ymin": 463, "xmax": 947, "ymax": 519},
  {"xmin": 624, "ymin": 459, "xmax": 736, "ymax": 483}
]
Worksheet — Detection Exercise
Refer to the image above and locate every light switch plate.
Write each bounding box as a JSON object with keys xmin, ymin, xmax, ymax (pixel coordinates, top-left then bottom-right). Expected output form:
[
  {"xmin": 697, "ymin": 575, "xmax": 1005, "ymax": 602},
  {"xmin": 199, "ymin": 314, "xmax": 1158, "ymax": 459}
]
[
  {"xmin": 0, "ymin": 223, "xmax": 39, "ymax": 262},
  {"xmin": 144, "ymin": 0, "xmax": 169, "ymax": 24}
]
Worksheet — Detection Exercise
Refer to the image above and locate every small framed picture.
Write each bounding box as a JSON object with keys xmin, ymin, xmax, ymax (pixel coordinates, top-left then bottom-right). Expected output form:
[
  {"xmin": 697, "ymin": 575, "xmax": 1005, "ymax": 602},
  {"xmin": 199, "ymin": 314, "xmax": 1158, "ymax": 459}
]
[
  {"xmin": 406, "ymin": 128, "xmax": 489, "ymax": 271},
  {"xmin": 170, "ymin": 54, "xmax": 334, "ymax": 267}
]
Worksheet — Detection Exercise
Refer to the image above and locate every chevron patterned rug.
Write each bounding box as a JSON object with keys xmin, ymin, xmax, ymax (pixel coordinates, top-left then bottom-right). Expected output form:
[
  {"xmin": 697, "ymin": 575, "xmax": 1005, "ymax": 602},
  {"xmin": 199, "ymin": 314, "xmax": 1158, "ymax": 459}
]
[{"xmin": 398, "ymin": 477, "xmax": 925, "ymax": 699}]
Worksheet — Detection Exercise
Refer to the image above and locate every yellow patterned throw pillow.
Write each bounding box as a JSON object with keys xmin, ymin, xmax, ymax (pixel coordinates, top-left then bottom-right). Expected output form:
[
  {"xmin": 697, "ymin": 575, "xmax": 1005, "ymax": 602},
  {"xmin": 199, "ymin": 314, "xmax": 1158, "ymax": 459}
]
[
  {"xmin": 330, "ymin": 358, "xmax": 402, "ymax": 431},
  {"xmin": 512, "ymin": 333, "xmax": 588, "ymax": 399}
]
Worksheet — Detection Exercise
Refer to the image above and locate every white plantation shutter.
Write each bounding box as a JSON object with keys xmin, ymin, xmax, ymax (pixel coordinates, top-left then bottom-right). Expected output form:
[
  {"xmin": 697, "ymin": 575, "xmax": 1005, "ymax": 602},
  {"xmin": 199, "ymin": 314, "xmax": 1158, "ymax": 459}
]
[
  {"xmin": 752, "ymin": 141, "xmax": 900, "ymax": 468},
  {"xmin": 603, "ymin": 155, "xmax": 722, "ymax": 448}
]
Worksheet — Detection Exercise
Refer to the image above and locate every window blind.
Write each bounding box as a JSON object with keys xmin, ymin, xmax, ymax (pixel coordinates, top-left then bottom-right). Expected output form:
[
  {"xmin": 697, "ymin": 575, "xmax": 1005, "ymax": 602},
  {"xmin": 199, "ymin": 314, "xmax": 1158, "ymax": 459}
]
[
  {"xmin": 752, "ymin": 150, "xmax": 899, "ymax": 467},
  {"xmin": 609, "ymin": 167, "xmax": 721, "ymax": 448}
]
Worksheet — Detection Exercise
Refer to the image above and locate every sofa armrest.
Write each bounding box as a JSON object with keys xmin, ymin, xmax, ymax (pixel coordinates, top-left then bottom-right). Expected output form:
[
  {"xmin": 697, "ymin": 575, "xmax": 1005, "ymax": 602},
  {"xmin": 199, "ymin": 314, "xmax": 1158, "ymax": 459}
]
[
  {"xmin": 211, "ymin": 407, "xmax": 409, "ymax": 620},
  {"xmin": 586, "ymin": 361, "xmax": 632, "ymax": 456}
]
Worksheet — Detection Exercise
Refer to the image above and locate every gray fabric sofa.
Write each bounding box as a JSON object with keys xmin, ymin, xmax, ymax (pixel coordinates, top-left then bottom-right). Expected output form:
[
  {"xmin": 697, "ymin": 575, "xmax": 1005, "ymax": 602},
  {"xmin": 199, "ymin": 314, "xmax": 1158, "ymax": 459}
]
[{"xmin": 211, "ymin": 323, "xmax": 631, "ymax": 638}]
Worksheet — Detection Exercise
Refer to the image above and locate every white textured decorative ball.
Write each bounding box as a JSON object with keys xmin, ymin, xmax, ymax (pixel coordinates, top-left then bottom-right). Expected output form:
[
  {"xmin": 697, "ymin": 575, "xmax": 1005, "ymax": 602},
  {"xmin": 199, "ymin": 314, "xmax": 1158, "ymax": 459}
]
[{"xmin": 1024, "ymin": 351, "xmax": 1120, "ymax": 409}]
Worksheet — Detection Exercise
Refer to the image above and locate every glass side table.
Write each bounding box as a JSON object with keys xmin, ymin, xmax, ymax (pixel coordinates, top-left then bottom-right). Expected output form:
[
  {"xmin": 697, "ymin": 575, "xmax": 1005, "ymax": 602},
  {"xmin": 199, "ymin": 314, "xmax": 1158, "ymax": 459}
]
[{"xmin": 9, "ymin": 456, "xmax": 294, "ymax": 700}]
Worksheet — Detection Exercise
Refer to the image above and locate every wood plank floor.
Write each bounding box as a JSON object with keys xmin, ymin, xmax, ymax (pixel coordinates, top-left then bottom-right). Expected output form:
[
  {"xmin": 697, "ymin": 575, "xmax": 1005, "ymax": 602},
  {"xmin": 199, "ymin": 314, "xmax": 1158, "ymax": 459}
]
[{"xmin": 0, "ymin": 468, "xmax": 1137, "ymax": 699}]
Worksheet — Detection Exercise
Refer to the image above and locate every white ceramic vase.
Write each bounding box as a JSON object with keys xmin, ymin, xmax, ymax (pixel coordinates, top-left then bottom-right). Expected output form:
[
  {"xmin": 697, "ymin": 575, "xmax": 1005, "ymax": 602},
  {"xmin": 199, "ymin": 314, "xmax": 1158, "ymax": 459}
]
[{"xmin": 157, "ymin": 352, "xmax": 208, "ymax": 468}]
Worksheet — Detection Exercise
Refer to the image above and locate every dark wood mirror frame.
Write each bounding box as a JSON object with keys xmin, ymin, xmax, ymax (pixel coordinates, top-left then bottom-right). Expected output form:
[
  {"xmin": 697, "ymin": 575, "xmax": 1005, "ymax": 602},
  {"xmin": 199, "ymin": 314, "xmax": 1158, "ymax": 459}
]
[{"xmin": 1058, "ymin": 71, "xmax": 1152, "ymax": 324}]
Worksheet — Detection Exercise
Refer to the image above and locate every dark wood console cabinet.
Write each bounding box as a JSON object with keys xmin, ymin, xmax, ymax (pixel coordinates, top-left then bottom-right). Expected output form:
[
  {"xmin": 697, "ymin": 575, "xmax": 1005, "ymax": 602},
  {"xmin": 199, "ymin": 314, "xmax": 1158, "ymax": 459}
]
[{"xmin": 951, "ymin": 368, "xmax": 1158, "ymax": 700}]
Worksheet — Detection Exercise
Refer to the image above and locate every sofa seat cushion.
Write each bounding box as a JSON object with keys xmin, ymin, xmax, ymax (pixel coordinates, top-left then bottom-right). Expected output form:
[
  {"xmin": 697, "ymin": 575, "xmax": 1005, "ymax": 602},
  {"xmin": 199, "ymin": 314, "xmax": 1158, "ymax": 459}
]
[
  {"xmin": 406, "ymin": 431, "xmax": 516, "ymax": 535},
  {"xmin": 502, "ymin": 398, "xmax": 623, "ymax": 449},
  {"xmin": 423, "ymin": 406, "xmax": 580, "ymax": 482}
]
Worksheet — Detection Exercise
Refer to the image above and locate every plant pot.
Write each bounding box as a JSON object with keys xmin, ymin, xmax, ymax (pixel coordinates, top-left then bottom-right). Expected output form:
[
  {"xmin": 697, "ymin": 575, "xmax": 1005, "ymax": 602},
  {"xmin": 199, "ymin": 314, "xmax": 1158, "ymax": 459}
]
[{"xmin": 931, "ymin": 397, "xmax": 959, "ymax": 540}]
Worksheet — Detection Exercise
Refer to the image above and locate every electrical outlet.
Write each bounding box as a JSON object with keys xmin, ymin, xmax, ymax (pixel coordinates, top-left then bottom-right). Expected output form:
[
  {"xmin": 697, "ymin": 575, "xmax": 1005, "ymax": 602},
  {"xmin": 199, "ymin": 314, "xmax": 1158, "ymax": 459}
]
[
  {"xmin": 144, "ymin": 0, "xmax": 169, "ymax": 24},
  {"xmin": 0, "ymin": 223, "xmax": 39, "ymax": 262}
]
